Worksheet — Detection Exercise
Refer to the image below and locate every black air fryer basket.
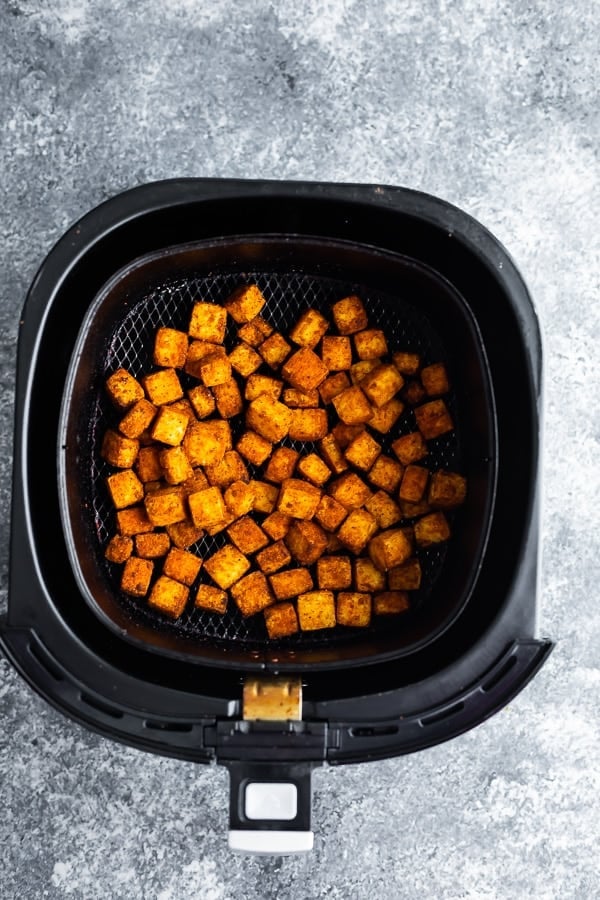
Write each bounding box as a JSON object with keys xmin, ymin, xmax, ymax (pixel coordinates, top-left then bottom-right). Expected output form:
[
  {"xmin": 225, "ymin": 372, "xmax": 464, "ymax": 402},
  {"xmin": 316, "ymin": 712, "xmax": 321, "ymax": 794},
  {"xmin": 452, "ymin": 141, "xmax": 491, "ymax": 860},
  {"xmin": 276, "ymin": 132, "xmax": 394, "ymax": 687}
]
[{"xmin": 2, "ymin": 179, "xmax": 553, "ymax": 853}]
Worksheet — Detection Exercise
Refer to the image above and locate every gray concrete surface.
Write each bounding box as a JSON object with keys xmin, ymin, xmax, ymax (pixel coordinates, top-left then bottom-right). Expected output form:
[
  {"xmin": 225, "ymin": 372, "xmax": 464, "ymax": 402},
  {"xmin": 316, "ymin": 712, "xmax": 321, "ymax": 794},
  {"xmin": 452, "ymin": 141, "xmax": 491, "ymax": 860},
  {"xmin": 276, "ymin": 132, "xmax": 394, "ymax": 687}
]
[{"xmin": 1, "ymin": 1, "xmax": 599, "ymax": 898}]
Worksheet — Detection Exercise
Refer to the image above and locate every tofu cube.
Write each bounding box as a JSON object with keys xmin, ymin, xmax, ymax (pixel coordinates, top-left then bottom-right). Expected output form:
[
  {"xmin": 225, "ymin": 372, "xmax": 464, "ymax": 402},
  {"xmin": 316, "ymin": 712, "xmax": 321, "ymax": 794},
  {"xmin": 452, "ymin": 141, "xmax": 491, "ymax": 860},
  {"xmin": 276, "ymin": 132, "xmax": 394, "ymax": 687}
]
[
  {"xmin": 104, "ymin": 534, "xmax": 133, "ymax": 564},
  {"xmin": 297, "ymin": 591, "xmax": 336, "ymax": 631},
  {"xmin": 183, "ymin": 420, "xmax": 231, "ymax": 466},
  {"xmin": 368, "ymin": 528, "xmax": 413, "ymax": 571},
  {"xmin": 144, "ymin": 487, "xmax": 187, "ymax": 526},
  {"xmin": 365, "ymin": 491, "xmax": 402, "ymax": 528},
  {"xmin": 317, "ymin": 555, "xmax": 352, "ymax": 590},
  {"xmin": 388, "ymin": 559, "xmax": 422, "ymax": 590},
  {"xmin": 166, "ymin": 520, "xmax": 204, "ymax": 549},
  {"xmin": 421, "ymin": 362, "xmax": 450, "ymax": 396},
  {"xmin": 159, "ymin": 446, "xmax": 194, "ymax": 485},
  {"xmin": 236, "ymin": 430, "xmax": 273, "ymax": 466},
  {"xmin": 246, "ymin": 395, "xmax": 292, "ymax": 442},
  {"xmin": 414, "ymin": 399, "xmax": 454, "ymax": 440},
  {"xmin": 116, "ymin": 506, "xmax": 154, "ymax": 536},
  {"xmin": 337, "ymin": 509, "xmax": 378, "ymax": 554},
  {"xmin": 264, "ymin": 602, "xmax": 299, "ymax": 639},
  {"xmin": 199, "ymin": 352, "xmax": 232, "ymax": 387},
  {"xmin": 187, "ymin": 384, "xmax": 216, "ymax": 419},
  {"xmin": 224, "ymin": 284, "xmax": 267, "ymax": 323},
  {"xmin": 106, "ymin": 368, "xmax": 145, "ymax": 409},
  {"xmin": 102, "ymin": 430, "xmax": 139, "ymax": 468},
  {"xmin": 259, "ymin": 333, "xmax": 292, "ymax": 369},
  {"xmin": 282, "ymin": 388, "xmax": 320, "ymax": 408},
  {"xmin": 213, "ymin": 379, "xmax": 243, "ymax": 418},
  {"xmin": 332, "ymin": 386, "xmax": 373, "ymax": 425},
  {"xmin": 321, "ymin": 336, "xmax": 352, "ymax": 371},
  {"xmin": 205, "ymin": 450, "xmax": 249, "ymax": 488},
  {"xmin": 107, "ymin": 469, "xmax": 144, "ymax": 509},
  {"xmin": 277, "ymin": 478, "xmax": 322, "ymax": 519},
  {"xmin": 205, "ymin": 509, "xmax": 237, "ymax": 536},
  {"xmin": 250, "ymin": 480, "xmax": 279, "ymax": 514},
  {"xmin": 153, "ymin": 327, "xmax": 188, "ymax": 368},
  {"xmin": 354, "ymin": 328, "xmax": 388, "ymax": 360},
  {"xmin": 270, "ymin": 568, "xmax": 314, "ymax": 600},
  {"xmin": 373, "ymin": 591, "xmax": 410, "ymax": 615},
  {"xmin": 224, "ymin": 480, "xmax": 256, "ymax": 518},
  {"xmin": 168, "ymin": 398, "xmax": 195, "ymax": 422},
  {"xmin": 150, "ymin": 406, "xmax": 189, "ymax": 446},
  {"xmin": 414, "ymin": 512, "xmax": 451, "ymax": 547},
  {"xmin": 204, "ymin": 544, "xmax": 250, "ymax": 589},
  {"xmin": 296, "ymin": 453, "xmax": 331, "ymax": 487},
  {"xmin": 230, "ymin": 571, "xmax": 274, "ymax": 617},
  {"xmin": 227, "ymin": 516, "xmax": 269, "ymax": 554},
  {"xmin": 368, "ymin": 399, "xmax": 404, "ymax": 434},
  {"xmin": 336, "ymin": 592, "xmax": 372, "ymax": 627},
  {"xmin": 188, "ymin": 486, "xmax": 227, "ymax": 529},
  {"xmin": 428, "ymin": 470, "xmax": 467, "ymax": 508},
  {"xmin": 181, "ymin": 469, "xmax": 210, "ymax": 495},
  {"xmin": 264, "ymin": 447, "xmax": 300, "ymax": 484},
  {"xmin": 148, "ymin": 575, "xmax": 189, "ymax": 618},
  {"xmin": 238, "ymin": 316, "xmax": 274, "ymax": 347},
  {"xmin": 314, "ymin": 494, "xmax": 348, "ymax": 532},
  {"xmin": 354, "ymin": 557, "xmax": 386, "ymax": 592},
  {"xmin": 245, "ymin": 374, "xmax": 283, "ymax": 402},
  {"xmin": 262, "ymin": 511, "xmax": 292, "ymax": 541},
  {"xmin": 318, "ymin": 434, "xmax": 348, "ymax": 474},
  {"xmin": 255, "ymin": 540, "xmax": 292, "ymax": 574},
  {"xmin": 282, "ymin": 347, "xmax": 329, "ymax": 391},
  {"xmin": 350, "ymin": 358, "xmax": 381, "ymax": 385},
  {"xmin": 402, "ymin": 379, "xmax": 427, "ymax": 405},
  {"xmin": 361, "ymin": 364, "xmax": 404, "ymax": 408},
  {"xmin": 134, "ymin": 532, "xmax": 171, "ymax": 559},
  {"xmin": 329, "ymin": 472, "xmax": 372, "ymax": 509},
  {"xmin": 319, "ymin": 372, "xmax": 351, "ymax": 404},
  {"xmin": 195, "ymin": 583, "xmax": 228, "ymax": 614},
  {"xmin": 121, "ymin": 556, "xmax": 154, "ymax": 597},
  {"xmin": 188, "ymin": 301, "xmax": 227, "ymax": 343},
  {"xmin": 289, "ymin": 308, "xmax": 329, "ymax": 348},
  {"xmin": 228, "ymin": 343, "xmax": 262, "ymax": 377},
  {"xmin": 142, "ymin": 368, "xmax": 183, "ymax": 406},
  {"xmin": 288, "ymin": 409, "xmax": 329, "ymax": 441},
  {"xmin": 392, "ymin": 431, "xmax": 428, "ymax": 465},
  {"xmin": 118, "ymin": 399, "xmax": 157, "ymax": 440},
  {"xmin": 392, "ymin": 352, "xmax": 421, "ymax": 375},
  {"xmin": 330, "ymin": 423, "xmax": 364, "ymax": 449},
  {"xmin": 399, "ymin": 465, "xmax": 429, "ymax": 502},
  {"xmin": 368, "ymin": 455, "xmax": 404, "ymax": 493},
  {"xmin": 344, "ymin": 431, "xmax": 381, "ymax": 471},
  {"xmin": 185, "ymin": 341, "xmax": 226, "ymax": 379},
  {"xmin": 162, "ymin": 547, "xmax": 203, "ymax": 586},
  {"xmin": 331, "ymin": 295, "xmax": 368, "ymax": 335},
  {"xmin": 285, "ymin": 520, "xmax": 328, "ymax": 565}
]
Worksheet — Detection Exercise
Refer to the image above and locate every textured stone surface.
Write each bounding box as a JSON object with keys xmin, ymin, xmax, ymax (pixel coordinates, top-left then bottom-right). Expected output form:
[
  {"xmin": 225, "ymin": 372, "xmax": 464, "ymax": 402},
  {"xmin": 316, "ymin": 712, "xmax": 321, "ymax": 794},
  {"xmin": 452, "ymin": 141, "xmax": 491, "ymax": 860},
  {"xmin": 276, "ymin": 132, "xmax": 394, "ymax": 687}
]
[{"xmin": 1, "ymin": 1, "xmax": 599, "ymax": 898}]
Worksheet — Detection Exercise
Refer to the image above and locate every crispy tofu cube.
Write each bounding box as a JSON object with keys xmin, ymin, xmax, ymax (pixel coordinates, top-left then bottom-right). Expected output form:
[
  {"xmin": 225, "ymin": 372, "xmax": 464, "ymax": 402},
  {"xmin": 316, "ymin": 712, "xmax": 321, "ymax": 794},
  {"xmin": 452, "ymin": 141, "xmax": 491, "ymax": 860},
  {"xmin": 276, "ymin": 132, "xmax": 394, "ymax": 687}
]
[
  {"xmin": 188, "ymin": 486, "xmax": 227, "ymax": 529},
  {"xmin": 228, "ymin": 342, "xmax": 262, "ymax": 377},
  {"xmin": 121, "ymin": 556, "xmax": 154, "ymax": 597},
  {"xmin": 102, "ymin": 430, "xmax": 139, "ymax": 468},
  {"xmin": 282, "ymin": 388, "xmax": 320, "ymax": 408},
  {"xmin": 354, "ymin": 557, "xmax": 386, "ymax": 592},
  {"xmin": 428, "ymin": 470, "xmax": 467, "ymax": 509},
  {"xmin": 246, "ymin": 396, "xmax": 292, "ymax": 442},
  {"xmin": 270, "ymin": 568, "xmax": 314, "ymax": 600},
  {"xmin": 373, "ymin": 591, "xmax": 410, "ymax": 615},
  {"xmin": 297, "ymin": 590, "xmax": 336, "ymax": 630},
  {"xmin": 337, "ymin": 509, "xmax": 378, "ymax": 554},
  {"xmin": 329, "ymin": 472, "xmax": 372, "ymax": 509},
  {"xmin": 277, "ymin": 478, "xmax": 322, "ymax": 519},
  {"xmin": 255, "ymin": 540, "xmax": 292, "ymax": 574},
  {"xmin": 350, "ymin": 358, "xmax": 381, "ymax": 385},
  {"xmin": 166, "ymin": 520, "xmax": 204, "ymax": 549},
  {"xmin": 321, "ymin": 336, "xmax": 352, "ymax": 371},
  {"xmin": 259, "ymin": 332, "xmax": 291, "ymax": 369},
  {"xmin": 143, "ymin": 368, "xmax": 183, "ymax": 406},
  {"xmin": 107, "ymin": 469, "xmax": 144, "ymax": 509},
  {"xmin": 245, "ymin": 374, "xmax": 283, "ymax": 402},
  {"xmin": 289, "ymin": 308, "xmax": 329, "ymax": 348},
  {"xmin": 150, "ymin": 406, "xmax": 189, "ymax": 446},
  {"xmin": 332, "ymin": 295, "xmax": 368, "ymax": 335},
  {"xmin": 187, "ymin": 384, "xmax": 215, "ymax": 419},
  {"xmin": 332, "ymin": 385, "xmax": 373, "ymax": 425},
  {"xmin": 205, "ymin": 450, "xmax": 249, "ymax": 487},
  {"xmin": 415, "ymin": 399, "xmax": 454, "ymax": 440},
  {"xmin": 195, "ymin": 583, "xmax": 228, "ymax": 614},
  {"xmin": 317, "ymin": 555, "xmax": 352, "ymax": 590},
  {"xmin": 318, "ymin": 434, "xmax": 348, "ymax": 475},
  {"xmin": 421, "ymin": 362, "xmax": 450, "ymax": 396},
  {"xmin": 144, "ymin": 487, "xmax": 187, "ymax": 526},
  {"xmin": 344, "ymin": 431, "xmax": 381, "ymax": 471},
  {"xmin": 181, "ymin": 469, "xmax": 210, "ymax": 495},
  {"xmin": 104, "ymin": 534, "xmax": 133, "ymax": 564},
  {"xmin": 230, "ymin": 571, "xmax": 274, "ymax": 617},
  {"xmin": 262, "ymin": 511, "xmax": 292, "ymax": 541},
  {"xmin": 368, "ymin": 399, "xmax": 404, "ymax": 434},
  {"xmin": 285, "ymin": 520, "xmax": 328, "ymax": 564},
  {"xmin": 368, "ymin": 528, "xmax": 412, "ymax": 571},
  {"xmin": 227, "ymin": 516, "xmax": 269, "ymax": 554},
  {"xmin": 297, "ymin": 453, "xmax": 331, "ymax": 487},
  {"xmin": 264, "ymin": 447, "xmax": 300, "ymax": 484},
  {"xmin": 169, "ymin": 397, "xmax": 195, "ymax": 421},
  {"xmin": 213, "ymin": 379, "xmax": 243, "ymax": 418},
  {"xmin": 365, "ymin": 491, "xmax": 401, "ymax": 528},
  {"xmin": 148, "ymin": 575, "xmax": 189, "ymax": 618},
  {"xmin": 361, "ymin": 364, "xmax": 404, "ymax": 408},
  {"xmin": 392, "ymin": 432, "xmax": 428, "ymax": 466},
  {"xmin": 185, "ymin": 341, "xmax": 226, "ymax": 379},
  {"xmin": 388, "ymin": 558, "xmax": 422, "ymax": 590},
  {"xmin": 106, "ymin": 368, "xmax": 145, "ymax": 409},
  {"xmin": 163, "ymin": 547, "xmax": 203, "ymax": 586},
  {"xmin": 135, "ymin": 532, "xmax": 171, "ymax": 559},
  {"xmin": 368, "ymin": 455, "xmax": 404, "ymax": 492},
  {"xmin": 250, "ymin": 480, "xmax": 279, "ymax": 514},
  {"xmin": 205, "ymin": 509, "xmax": 237, "ymax": 536},
  {"xmin": 198, "ymin": 352, "xmax": 232, "ymax": 387},
  {"xmin": 118, "ymin": 399, "xmax": 157, "ymax": 440},
  {"xmin": 236, "ymin": 430, "xmax": 272, "ymax": 466},
  {"xmin": 398, "ymin": 497, "xmax": 432, "ymax": 518},
  {"xmin": 264, "ymin": 602, "xmax": 299, "ymax": 639},
  {"xmin": 153, "ymin": 327, "xmax": 188, "ymax": 368},
  {"xmin": 116, "ymin": 506, "xmax": 154, "ymax": 536},
  {"xmin": 402, "ymin": 379, "xmax": 427, "ymax": 406},
  {"xmin": 237, "ymin": 316, "xmax": 274, "ymax": 347},
  {"xmin": 288, "ymin": 408, "xmax": 329, "ymax": 442},
  {"xmin": 337, "ymin": 592, "xmax": 372, "ymax": 627},
  {"xmin": 159, "ymin": 446, "xmax": 194, "ymax": 485},
  {"xmin": 354, "ymin": 328, "xmax": 388, "ymax": 360},
  {"xmin": 224, "ymin": 480, "xmax": 256, "ymax": 518},
  {"xmin": 414, "ymin": 512, "xmax": 451, "ymax": 547},
  {"xmin": 204, "ymin": 544, "xmax": 250, "ymax": 589},
  {"xmin": 314, "ymin": 494, "xmax": 348, "ymax": 532},
  {"xmin": 224, "ymin": 284, "xmax": 267, "ymax": 323},
  {"xmin": 188, "ymin": 301, "xmax": 227, "ymax": 343},
  {"xmin": 399, "ymin": 465, "xmax": 429, "ymax": 502},
  {"xmin": 330, "ymin": 423, "xmax": 364, "ymax": 449},
  {"xmin": 319, "ymin": 372, "xmax": 351, "ymax": 404},
  {"xmin": 184, "ymin": 420, "xmax": 231, "ymax": 466},
  {"xmin": 392, "ymin": 352, "xmax": 421, "ymax": 376},
  {"xmin": 282, "ymin": 347, "xmax": 329, "ymax": 391}
]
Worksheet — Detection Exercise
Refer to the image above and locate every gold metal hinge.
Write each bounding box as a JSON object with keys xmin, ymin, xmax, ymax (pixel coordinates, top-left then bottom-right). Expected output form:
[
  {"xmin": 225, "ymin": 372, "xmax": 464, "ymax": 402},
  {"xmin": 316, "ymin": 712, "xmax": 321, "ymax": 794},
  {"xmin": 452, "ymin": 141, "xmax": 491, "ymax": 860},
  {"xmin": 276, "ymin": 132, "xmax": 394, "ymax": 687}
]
[{"xmin": 242, "ymin": 678, "xmax": 302, "ymax": 722}]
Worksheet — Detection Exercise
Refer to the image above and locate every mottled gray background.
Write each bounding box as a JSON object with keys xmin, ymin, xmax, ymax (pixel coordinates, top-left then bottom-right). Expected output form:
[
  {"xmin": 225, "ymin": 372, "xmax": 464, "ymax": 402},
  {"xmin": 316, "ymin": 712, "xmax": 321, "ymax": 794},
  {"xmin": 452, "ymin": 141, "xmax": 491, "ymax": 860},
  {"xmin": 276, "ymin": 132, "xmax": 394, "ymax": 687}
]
[{"xmin": 1, "ymin": 1, "xmax": 599, "ymax": 898}]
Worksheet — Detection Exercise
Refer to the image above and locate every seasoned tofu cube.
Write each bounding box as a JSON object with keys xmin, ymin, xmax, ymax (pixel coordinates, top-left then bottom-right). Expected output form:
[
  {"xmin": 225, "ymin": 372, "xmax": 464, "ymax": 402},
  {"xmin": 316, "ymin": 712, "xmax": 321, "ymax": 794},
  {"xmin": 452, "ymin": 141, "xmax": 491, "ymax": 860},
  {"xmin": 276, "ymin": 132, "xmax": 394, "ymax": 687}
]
[
  {"xmin": 118, "ymin": 399, "xmax": 157, "ymax": 440},
  {"xmin": 331, "ymin": 295, "xmax": 368, "ymax": 335},
  {"xmin": 428, "ymin": 470, "xmax": 467, "ymax": 508},
  {"xmin": 205, "ymin": 509, "xmax": 237, "ymax": 536},
  {"xmin": 168, "ymin": 398, "xmax": 195, "ymax": 422},
  {"xmin": 282, "ymin": 387, "xmax": 320, "ymax": 408},
  {"xmin": 368, "ymin": 399, "xmax": 404, "ymax": 434},
  {"xmin": 337, "ymin": 592, "xmax": 372, "ymax": 627},
  {"xmin": 188, "ymin": 486, "xmax": 227, "ymax": 529},
  {"xmin": 245, "ymin": 374, "xmax": 283, "ymax": 402},
  {"xmin": 365, "ymin": 491, "xmax": 401, "ymax": 528},
  {"xmin": 121, "ymin": 556, "xmax": 154, "ymax": 597},
  {"xmin": 107, "ymin": 469, "xmax": 144, "ymax": 509},
  {"xmin": 288, "ymin": 408, "xmax": 329, "ymax": 441},
  {"xmin": 150, "ymin": 406, "xmax": 189, "ymax": 446},
  {"xmin": 144, "ymin": 487, "xmax": 187, "ymax": 526},
  {"xmin": 318, "ymin": 434, "xmax": 348, "ymax": 475},
  {"xmin": 317, "ymin": 555, "xmax": 352, "ymax": 590},
  {"xmin": 319, "ymin": 372, "xmax": 351, "ymax": 404},
  {"xmin": 361, "ymin": 364, "xmax": 404, "ymax": 408},
  {"xmin": 270, "ymin": 567, "xmax": 314, "ymax": 600},
  {"xmin": 228, "ymin": 342, "xmax": 262, "ymax": 377},
  {"xmin": 262, "ymin": 511, "xmax": 292, "ymax": 541},
  {"xmin": 330, "ymin": 423, "xmax": 364, "ymax": 449},
  {"xmin": 199, "ymin": 352, "xmax": 232, "ymax": 387},
  {"xmin": 213, "ymin": 379, "xmax": 243, "ymax": 418},
  {"xmin": 414, "ymin": 512, "xmax": 451, "ymax": 547},
  {"xmin": 264, "ymin": 447, "xmax": 300, "ymax": 484},
  {"xmin": 188, "ymin": 301, "xmax": 227, "ymax": 343},
  {"xmin": 399, "ymin": 465, "xmax": 429, "ymax": 502},
  {"xmin": 402, "ymin": 379, "xmax": 427, "ymax": 406},
  {"xmin": 184, "ymin": 420, "xmax": 231, "ymax": 466},
  {"xmin": 236, "ymin": 430, "xmax": 272, "ymax": 466},
  {"xmin": 117, "ymin": 506, "xmax": 154, "ymax": 536},
  {"xmin": 143, "ymin": 368, "xmax": 183, "ymax": 406},
  {"xmin": 159, "ymin": 446, "xmax": 194, "ymax": 485},
  {"xmin": 227, "ymin": 516, "xmax": 269, "ymax": 554},
  {"xmin": 224, "ymin": 284, "xmax": 267, "ymax": 323},
  {"xmin": 153, "ymin": 327, "xmax": 188, "ymax": 368},
  {"xmin": 282, "ymin": 346, "xmax": 329, "ymax": 393},
  {"xmin": 415, "ymin": 399, "xmax": 454, "ymax": 440},
  {"xmin": 354, "ymin": 328, "xmax": 388, "ymax": 360},
  {"xmin": 204, "ymin": 544, "xmax": 250, "ymax": 589},
  {"xmin": 277, "ymin": 478, "xmax": 322, "ymax": 520},
  {"xmin": 350, "ymin": 358, "xmax": 381, "ymax": 385},
  {"xmin": 392, "ymin": 352, "xmax": 421, "ymax": 375},
  {"xmin": 314, "ymin": 494, "xmax": 348, "ymax": 532},
  {"xmin": 181, "ymin": 469, "xmax": 210, "ymax": 495},
  {"xmin": 321, "ymin": 336, "xmax": 352, "ymax": 371},
  {"xmin": 230, "ymin": 571, "xmax": 274, "ymax": 617},
  {"xmin": 185, "ymin": 341, "xmax": 226, "ymax": 379},
  {"xmin": 148, "ymin": 575, "xmax": 189, "ymax": 619},
  {"xmin": 368, "ymin": 455, "xmax": 404, "ymax": 493},
  {"xmin": 238, "ymin": 315, "xmax": 273, "ymax": 345},
  {"xmin": 255, "ymin": 540, "xmax": 292, "ymax": 574},
  {"xmin": 264, "ymin": 602, "xmax": 299, "ymax": 639},
  {"xmin": 332, "ymin": 386, "xmax": 373, "ymax": 425},
  {"xmin": 102, "ymin": 430, "xmax": 139, "ymax": 468},
  {"xmin": 421, "ymin": 362, "xmax": 450, "ymax": 396},
  {"xmin": 368, "ymin": 528, "xmax": 412, "ymax": 571},
  {"xmin": 259, "ymin": 332, "xmax": 292, "ymax": 369},
  {"xmin": 246, "ymin": 395, "xmax": 292, "ymax": 442},
  {"xmin": 187, "ymin": 384, "xmax": 216, "ymax": 419},
  {"xmin": 392, "ymin": 431, "xmax": 428, "ymax": 465},
  {"xmin": 337, "ymin": 509, "xmax": 378, "ymax": 554},
  {"xmin": 135, "ymin": 532, "xmax": 171, "ymax": 559},
  {"xmin": 205, "ymin": 450, "xmax": 249, "ymax": 488},
  {"xmin": 166, "ymin": 520, "xmax": 204, "ymax": 549},
  {"xmin": 398, "ymin": 497, "xmax": 432, "ymax": 518},
  {"xmin": 250, "ymin": 480, "xmax": 279, "ymax": 514},
  {"xmin": 104, "ymin": 534, "xmax": 134, "ymax": 564},
  {"xmin": 289, "ymin": 308, "xmax": 329, "ymax": 348},
  {"xmin": 296, "ymin": 453, "xmax": 331, "ymax": 487},
  {"xmin": 388, "ymin": 558, "xmax": 422, "ymax": 590},
  {"xmin": 373, "ymin": 591, "xmax": 410, "ymax": 615},
  {"xmin": 163, "ymin": 547, "xmax": 203, "ymax": 586},
  {"xmin": 195, "ymin": 583, "xmax": 228, "ymax": 614},
  {"xmin": 297, "ymin": 591, "xmax": 336, "ymax": 631},
  {"xmin": 224, "ymin": 480, "xmax": 256, "ymax": 518},
  {"xmin": 285, "ymin": 520, "xmax": 328, "ymax": 565},
  {"xmin": 106, "ymin": 368, "xmax": 145, "ymax": 409},
  {"xmin": 354, "ymin": 557, "xmax": 386, "ymax": 592},
  {"xmin": 329, "ymin": 472, "xmax": 372, "ymax": 509},
  {"xmin": 344, "ymin": 431, "xmax": 381, "ymax": 471}
]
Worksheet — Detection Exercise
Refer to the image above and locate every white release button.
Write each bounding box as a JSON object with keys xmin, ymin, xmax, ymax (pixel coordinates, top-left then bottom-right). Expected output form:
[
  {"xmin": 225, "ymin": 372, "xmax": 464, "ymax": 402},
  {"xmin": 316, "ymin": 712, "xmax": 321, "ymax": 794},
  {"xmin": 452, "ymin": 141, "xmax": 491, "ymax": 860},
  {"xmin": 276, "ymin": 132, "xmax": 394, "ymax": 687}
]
[{"xmin": 245, "ymin": 782, "xmax": 298, "ymax": 821}]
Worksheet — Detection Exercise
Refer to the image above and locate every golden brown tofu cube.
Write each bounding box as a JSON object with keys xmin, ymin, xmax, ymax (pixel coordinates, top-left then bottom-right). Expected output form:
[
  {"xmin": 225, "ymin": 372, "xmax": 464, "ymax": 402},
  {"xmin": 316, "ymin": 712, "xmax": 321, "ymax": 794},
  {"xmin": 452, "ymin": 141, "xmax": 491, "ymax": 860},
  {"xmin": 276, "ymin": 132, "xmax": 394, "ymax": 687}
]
[
  {"xmin": 153, "ymin": 327, "xmax": 188, "ymax": 368},
  {"xmin": 228, "ymin": 343, "xmax": 262, "ymax": 377},
  {"xmin": 238, "ymin": 316, "xmax": 273, "ymax": 347},
  {"xmin": 264, "ymin": 602, "xmax": 299, "ymax": 639},
  {"xmin": 259, "ymin": 332, "xmax": 292, "ymax": 369},
  {"xmin": 297, "ymin": 590, "xmax": 336, "ymax": 631},
  {"xmin": 368, "ymin": 528, "xmax": 413, "ymax": 571},
  {"xmin": 148, "ymin": 575, "xmax": 189, "ymax": 618},
  {"xmin": 118, "ymin": 399, "xmax": 156, "ymax": 440},
  {"xmin": 318, "ymin": 434, "xmax": 348, "ymax": 474},
  {"xmin": 159, "ymin": 446, "xmax": 194, "ymax": 485},
  {"xmin": 150, "ymin": 406, "xmax": 189, "ymax": 447},
  {"xmin": 285, "ymin": 520, "xmax": 328, "ymax": 565},
  {"xmin": 265, "ymin": 447, "xmax": 300, "ymax": 484},
  {"xmin": 256, "ymin": 540, "xmax": 292, "ymax": 574},
  {"xmin": 143, "ymin": 368, "xmax": 183, "ymax": 406},
  {"xmin": 392, "ymin": 352, "xmax": 421, "ymax": 376},
  {"xmin": 282, "ymin": 387, "xmax": 320, "ymax": 408},
  {"xmin": 365, "ymin": 491, "xmax": 401, "ymax": 528},
  {"xmin": 337, "ymin": 592, "xmax": 372, "ymax": 627},
  {"xmin": 421, "ymin": 362, "xmax": 450, "ymax": 396},
  {"xmin": 188, "ymin": 486, "xmax": 227, "ymax": 529},
  {"xmin": 181, "ymin": 469, "xmax": 210, "ymax": 496},
  {"xmin": 368, "ymin": 399, "xmax": 404, "ymax": 435},
  {"xmin": 314, "ymin": 494, "xmax": 348, "ymax": 532},
  {"xmin": 321, "ymin": 336, "xmax": 352, "ymax": 371},
  {"xmin": 414, "ymin": 512, "xmax": 451, "ymax": 547},
  {"xmin": 344, "ymin": 431, "xmax": 381, "ymax": 472},
  {"xmin": 282, "ymin": 347, "xmax": 329, "ymax": 392},
  {"xmin": 329, "ymin": 472, "xmax": 372, "ymax": 509},
  {"xmin": 317, "ymin": 555, "xmax": 352, "ymax": 590},
  {"xmin": 163, "ymin": 547, "xmax": 203, "ymax": 586},
  {"xmin": 135, "ymin": 532, "xmax": 170, "ymax": 559},
  {"xmin": 104, "ymin": 534, "xmax": 133, "ymax": 564},
  {"xmin": 188, "ymin": 301, "xmax": 227, "ymax": 343},
  {"xmin": 227, "ymin": 516, "xmax": 269, "ymax": 554},
  {"xmin": 144, "ymin": 487, "xmax": 187, "ymax": 526},
  {"xmin": 415, "ymin": 399, "xmax": 454, "ymax": 440},
  {"xmin": 166, "ymin": 520, "xmax": 204, "ymax": 549},
  {"xmin": 270, "ymin": 568, "xmax": 314, "ymax": 600},
  {"xmin": 230, "ymin": 571, "xmax": 274, "ymax": 617},
  {"xmin": 184, "ymin": 420, "xmax": 231, "ymax": 467},
  {"xmin": 402, "ymin": 379, "xmax": 427, "ymax": 406},
  {"xmin": 332, "ymin": 385, "xmax": 373, "ymax": 426},
  {"xmin": 330, "ymin": 423, "xmax": 364, "ymax": 449},
  {"xmin": 204, "ymin": 544, "xmax": 250, "ymax": 589},
  {"xmin": 224, "ymin": 480, "xmax": 256, "ymax": 518},
  {"xmin": 388, "ymin": 558, "xmax": 422, "ymax": 591},
  {"xmin": 428, "ymin": 470, "xmax": 467, "ymax": 508},
  {"xmin": 392, "ymin": 431, "xmax": 428, "ymax": 466},
  {"xmin": 186, "ymin": 384, "xmax": 215, "ymax": 419},
  {"xmin": 354, "ymin": 557, "xmax": 386, "ymax": 592},
  {"xmin": 195, "ymin": 583, "xmax": 228, "ymax": 614},
  {"xmin": 350, "ymin": 358, "xmax": 381, "ymax": 385},
  {"xmin": 169, "ymin": 397, "xmax": 195, "ymax": 421},
  {"xmin": 289, "ymin": 308, "xmax": 329, "ymax": 348},
  {"xmin": 236, "ymin": 430, "xmax": 272, "ymax": 466},
  {"xmin": 117, "ymin": 506, "xmax": 154, "ymax": 536},
  {"xmin": 262, "ymin": 511, "xmax": 292, "ymax": 541},
  {"xmin": 361, "ymin": 364, "xmax": 404, "ymax": 408},
  {"xmin": 205, "ymin": 450, "xmax": 249, "ymax": 488},
  {"xmin": 106, "ymin": 368, "xmax": 145, "ymax": 409},
  {"xmin": 107, "ymin": 469, "xmax": 144, "ymax": 510},
  {"xmin": 337, "ymin": 509, "xmax": 378, "ymax": 554},
  {"xmin": 185, "ymin": 341, "xmax": 226, "ymax": 379},
  {"xmin": 319, "ymin": 372, "xmax": 351, "ymax": 405},
  {"xmin": 332, "ymin": 295, "xmax": 368, "ymax": 335},
  {"xmin": 277, "ymin": 478, "xmax": 322, "ymax": 520},
  {"xmin": 205, "ymin": 509, "xmax": 237, "ymax": 536},
  {"xmin": 102, "ymin": 430, "xmax": 139, "ymax": 469},
  {"xmin": 224, "ymin": 284, "xmax": 267, "ymax": 324},
  {"xmin": 297, "ymin": 453, "xmax": 331, "ymax": 487},
  {"xmin": 288, "ymin": 408, "xmax": 329, "ymax": 442},
  {"xmin": 398, "ymin": 497, "xmax": 432, "ymax": 518},
  {"xmin": 368, "ymin": 455, "xmax": 404, "ymax": 493},
  {"xmin": 246, "ymin": 395, "xmax": 292, "ymax": 442},
  {"xmin": 198, "ymin": 352, "xmax": 232, "ymax": 388},
  {"xmin": 245, "ymin": 374, "xmax": 283, "ymax": 402},
  {"xmin": 373, "ymin": 591, "xmax": 410, "ymax": 615},
  {"xmin": 121, "ymin": 556, "xmax": 154, "ymax": 597},
  {"xmin": 248, "ymin": 482, "xmax": 277, "ymax": 515},
  {"xmin": 399, "ymin": 465, "xmax": 429, "ymax": 502},
  {"xmin": 212, "ymin": 379, "xmax": 243, "ymax": 419},
  {"xmin": 354, "ymin": 328, "xmax": 388, "ymax": 360}
]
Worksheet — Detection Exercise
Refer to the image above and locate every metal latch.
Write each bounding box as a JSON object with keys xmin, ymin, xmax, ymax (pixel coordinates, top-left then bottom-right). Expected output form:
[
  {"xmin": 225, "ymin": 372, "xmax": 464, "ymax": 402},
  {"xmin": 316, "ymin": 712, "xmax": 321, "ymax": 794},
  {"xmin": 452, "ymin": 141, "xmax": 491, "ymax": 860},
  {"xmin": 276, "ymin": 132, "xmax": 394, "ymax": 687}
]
[{"xmin": 242, "ymin": 678, "xmax": 302, "ymax": 722}]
